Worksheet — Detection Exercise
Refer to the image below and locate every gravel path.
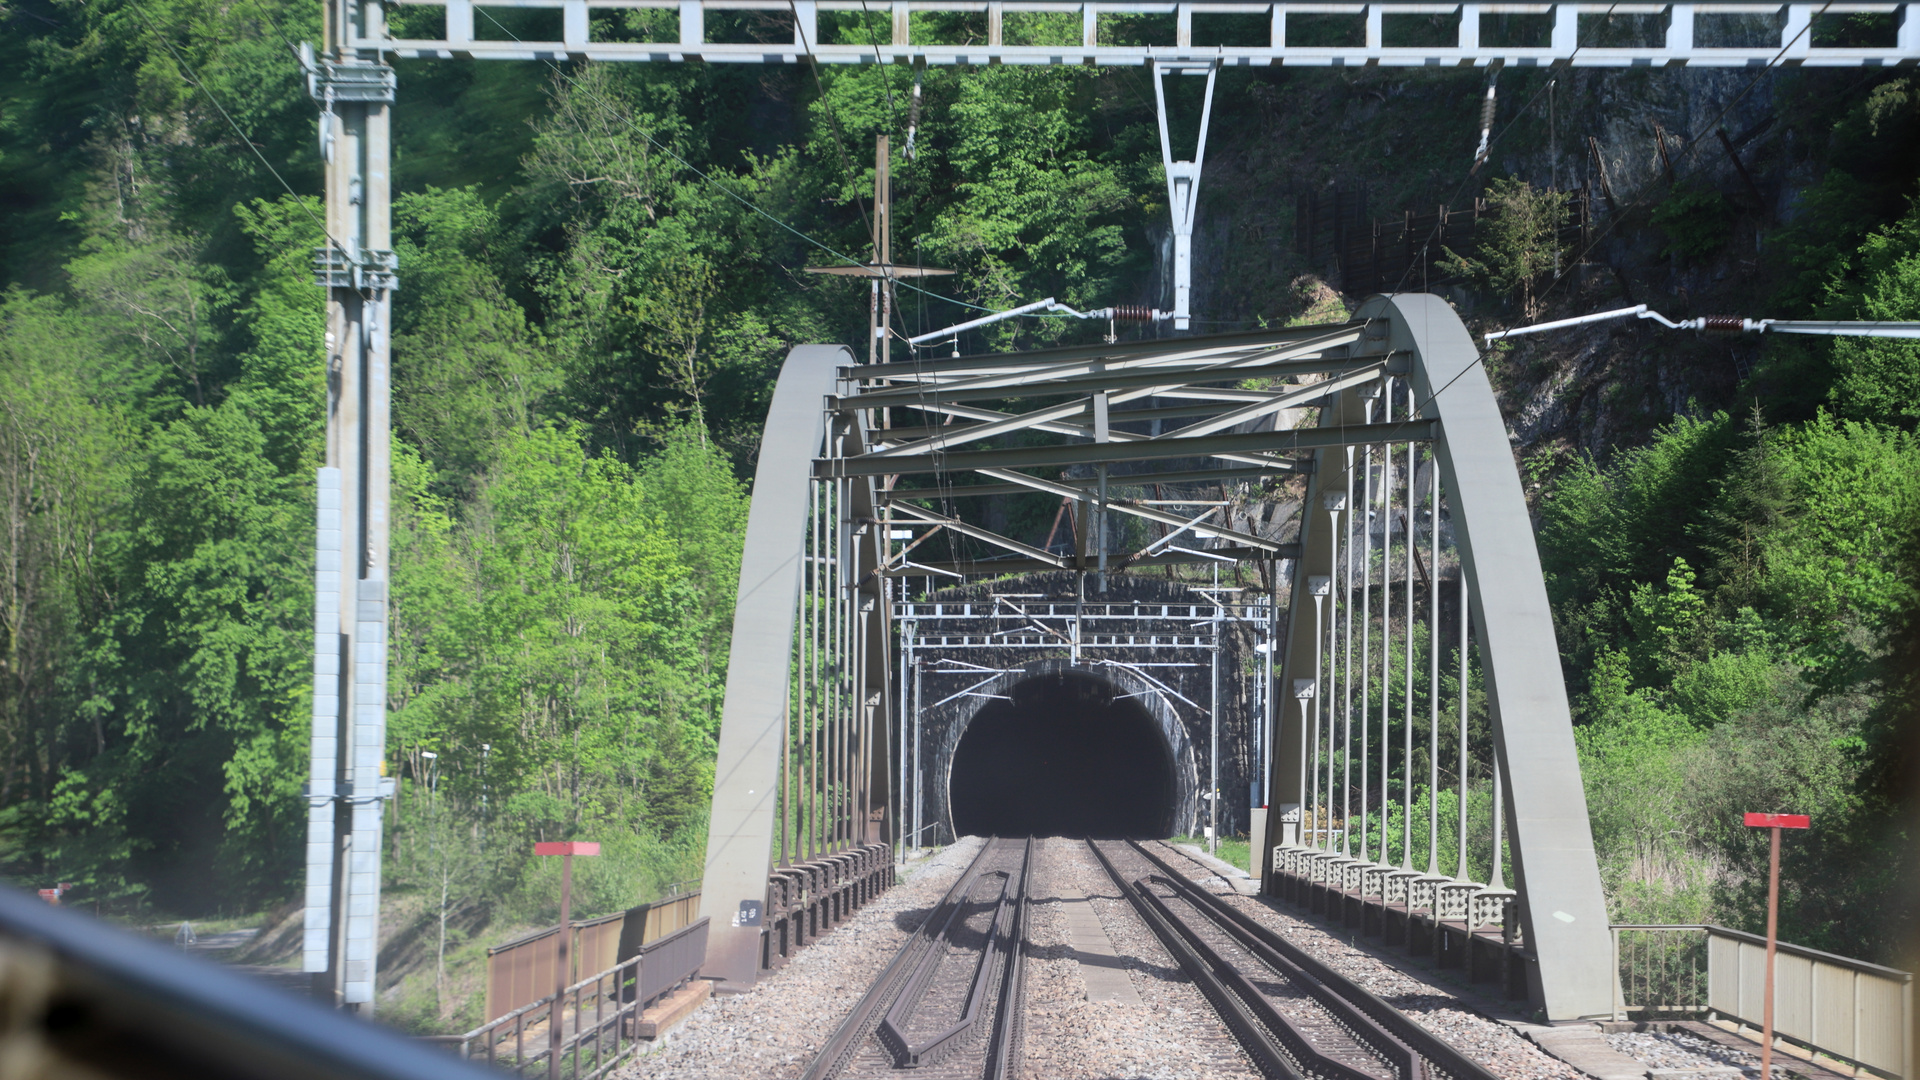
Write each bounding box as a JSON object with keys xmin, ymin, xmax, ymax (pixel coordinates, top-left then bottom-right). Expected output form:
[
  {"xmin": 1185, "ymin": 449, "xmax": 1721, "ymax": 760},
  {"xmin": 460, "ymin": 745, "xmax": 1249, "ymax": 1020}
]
[
  {"xmin": 1018, "ymin": 837, "xmax": 1263, "ymax": 1080},
  {"xmin": 619, "ymin": 839, "xmax": 986, "ymax": 1080},
  {"xmin": 1143, "ymin": 843, "xmax": 1581, "ymax": 1080},
  {"xmin": 1607, "ymin": 1030, "xmax": 1790, "ymax": 1077}
]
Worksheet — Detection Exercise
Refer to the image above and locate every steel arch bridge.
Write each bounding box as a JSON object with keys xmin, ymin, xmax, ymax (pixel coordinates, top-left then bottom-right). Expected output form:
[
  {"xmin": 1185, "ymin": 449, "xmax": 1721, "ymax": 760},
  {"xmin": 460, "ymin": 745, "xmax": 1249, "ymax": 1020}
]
[{"xmin": 697, "ymin": 293, "xmax": 1616, "ymax": 1021}]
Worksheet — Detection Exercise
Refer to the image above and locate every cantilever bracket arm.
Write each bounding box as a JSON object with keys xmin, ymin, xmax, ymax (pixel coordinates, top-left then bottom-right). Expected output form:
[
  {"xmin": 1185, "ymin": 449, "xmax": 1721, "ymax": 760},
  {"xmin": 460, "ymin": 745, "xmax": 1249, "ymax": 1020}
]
[{"xmin": 1152, "ymin": 58, "xmax": 1219, "ymax": 331}]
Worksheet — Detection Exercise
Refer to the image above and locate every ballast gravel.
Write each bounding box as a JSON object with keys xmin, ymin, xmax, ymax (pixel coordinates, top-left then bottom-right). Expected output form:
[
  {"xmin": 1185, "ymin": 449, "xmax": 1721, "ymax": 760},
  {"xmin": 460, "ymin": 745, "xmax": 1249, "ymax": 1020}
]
[
  {"xmin": 1143, "ymin": 843, "xmax": 1583, "ymax": 1080},
  {"xmin": 1607, "ymin": 1029, "xmax": 1790, "ymax": 1077}
]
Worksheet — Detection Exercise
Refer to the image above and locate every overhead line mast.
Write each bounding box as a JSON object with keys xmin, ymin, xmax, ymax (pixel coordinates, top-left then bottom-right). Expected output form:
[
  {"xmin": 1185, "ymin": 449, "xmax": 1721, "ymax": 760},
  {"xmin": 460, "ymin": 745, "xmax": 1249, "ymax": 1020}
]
[{"xmin": 300, "ymin": 0, "xmax": 397, "ymax": 1015}]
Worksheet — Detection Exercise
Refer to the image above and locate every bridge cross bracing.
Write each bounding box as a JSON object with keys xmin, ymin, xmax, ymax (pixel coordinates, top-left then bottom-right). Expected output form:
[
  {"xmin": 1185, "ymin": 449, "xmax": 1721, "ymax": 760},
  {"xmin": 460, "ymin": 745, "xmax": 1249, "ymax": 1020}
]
[{"xmin": 368, "ymin": 0, "xmax": 1920, "ymax": 67}]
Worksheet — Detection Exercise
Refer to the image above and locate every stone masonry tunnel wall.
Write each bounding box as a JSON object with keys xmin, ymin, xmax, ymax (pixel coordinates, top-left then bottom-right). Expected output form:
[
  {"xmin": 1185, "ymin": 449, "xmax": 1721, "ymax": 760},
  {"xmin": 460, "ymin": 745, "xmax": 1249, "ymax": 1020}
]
[{"xmin": 904, "ymin": 573, "xmax": 1283, "ymax": 845}]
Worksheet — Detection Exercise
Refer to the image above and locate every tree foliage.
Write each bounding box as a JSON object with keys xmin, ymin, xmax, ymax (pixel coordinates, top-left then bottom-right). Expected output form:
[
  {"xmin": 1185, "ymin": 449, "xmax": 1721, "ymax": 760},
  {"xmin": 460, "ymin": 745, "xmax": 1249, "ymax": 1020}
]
[{"xmin": 1439, "ymin": 178, "xmax": 1569, "ymax": 317}]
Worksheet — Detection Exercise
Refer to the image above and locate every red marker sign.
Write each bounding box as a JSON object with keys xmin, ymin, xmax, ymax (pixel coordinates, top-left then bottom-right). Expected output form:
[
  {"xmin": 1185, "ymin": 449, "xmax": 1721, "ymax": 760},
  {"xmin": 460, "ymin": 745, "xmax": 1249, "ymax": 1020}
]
[
  {"xmin": 1744, "ymin": 811, "xmax": 1809, "ymax": 1080},
  {"xmin": 534, "ymin": 840, "xmax": 599, "ymax": 1080}
]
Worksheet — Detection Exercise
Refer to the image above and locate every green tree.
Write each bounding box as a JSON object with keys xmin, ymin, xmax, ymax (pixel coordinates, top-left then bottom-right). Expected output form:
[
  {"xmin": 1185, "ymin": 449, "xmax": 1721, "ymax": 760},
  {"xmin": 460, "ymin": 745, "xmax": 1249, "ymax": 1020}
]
[
  {"xmin": 392, "ymin": 187, "xmax": 557, "ymax": 495},
  {"xmin": 1440, "ymin": 178, "xmax": 1569, "ymax": 318},
  {"xmin": 1826, "ymin": 205, "xmax": 1920, "ymax": 427}
]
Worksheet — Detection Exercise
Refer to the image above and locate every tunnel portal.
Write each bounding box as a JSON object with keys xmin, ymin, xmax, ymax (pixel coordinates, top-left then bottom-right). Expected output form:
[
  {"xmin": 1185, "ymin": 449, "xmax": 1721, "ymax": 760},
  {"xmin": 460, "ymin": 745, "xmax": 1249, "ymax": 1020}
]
[{"xmin": 948, "ymin": 670, "xmax": 1178, "ymax": 838}]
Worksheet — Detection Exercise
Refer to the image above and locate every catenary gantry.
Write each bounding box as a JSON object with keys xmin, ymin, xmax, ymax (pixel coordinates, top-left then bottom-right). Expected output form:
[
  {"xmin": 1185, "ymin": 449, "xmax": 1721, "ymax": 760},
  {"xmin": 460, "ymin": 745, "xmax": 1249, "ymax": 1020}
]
[{"xmin": 361, "ymin": 0, "xmax": 1920, "ymax": 67}]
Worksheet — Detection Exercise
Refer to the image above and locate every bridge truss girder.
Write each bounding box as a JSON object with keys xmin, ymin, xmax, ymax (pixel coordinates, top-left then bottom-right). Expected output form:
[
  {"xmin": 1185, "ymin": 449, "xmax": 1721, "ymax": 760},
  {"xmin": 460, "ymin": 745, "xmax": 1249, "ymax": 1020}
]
[
  {"xmin": 1268, "ymin": 294, "xmax": 1612, "ymax": 1020},
  {"xmin": 698, "ymin": 346, "xmax": 895, "ymax": 987},
  {"xmin": 704, "ymin": 295, "xmax": 1614, "ymax": 1021}
]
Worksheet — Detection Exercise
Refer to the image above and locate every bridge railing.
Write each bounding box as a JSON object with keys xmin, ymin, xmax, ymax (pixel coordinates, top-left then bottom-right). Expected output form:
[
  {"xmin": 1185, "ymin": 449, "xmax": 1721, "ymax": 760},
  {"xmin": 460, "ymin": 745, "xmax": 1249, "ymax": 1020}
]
[
  {"xmin": 456, "ymin": 917, "xmax": 709, "ymax": 1080},
  {"xmin": 1612, "ymin": 924, "xmax": 1912, "ymax": 1080}
]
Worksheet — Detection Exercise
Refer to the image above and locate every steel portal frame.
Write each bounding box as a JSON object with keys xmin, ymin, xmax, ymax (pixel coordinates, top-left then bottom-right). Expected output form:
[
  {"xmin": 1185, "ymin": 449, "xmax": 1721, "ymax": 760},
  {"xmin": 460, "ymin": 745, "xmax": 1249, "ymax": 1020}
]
[{"xmin": 893, "ymin": 595, "xmax": 1273, "ymax": 853}]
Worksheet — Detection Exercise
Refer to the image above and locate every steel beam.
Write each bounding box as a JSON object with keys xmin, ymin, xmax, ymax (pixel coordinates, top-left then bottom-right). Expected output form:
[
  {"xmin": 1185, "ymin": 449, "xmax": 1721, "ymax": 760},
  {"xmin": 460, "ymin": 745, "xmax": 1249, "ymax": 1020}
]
[
  {"xmin": 1154, "ymin": 59, "xmax": 1217, "ymax": 330},
  {"xmin": 853, "ymin": 321, "xmax": 1362, "ymax": 377},
  {"xmin": 971, "ymin": 468, "xmax": 1290, "ymax": 551},
  {"xmin": 871, "ymin": 398, "xmax": 1306, "ymax": 472},
  {"xmin": 1360, "ymin": 293, "xmax": 1615, "ymax": 1021},
  {"xmin": 698, "ymin": 346, "xmax": 849, "ymax": 987},
  {"xmin": 841, "ymin": 336, "xmax": 1375, "ymax": 407},
  {"xmin": 1149, "ymin": 364, "xmax": 1383, "ymax": 440},
  {"xmin": 1265, "ymin": 372, "xmax": 1365, "ymax": 858},
  {"xmin": 839, "ymin": 353, "xmax": 1394, "ymax": 408},
  {"xmin": 814, "ymin": 418, "xmax": 1436, "ymax": 477},
  {"xmin": 869, "ymin": 364, "xmax": 1370, "ymax": 457},
  {"xmin": 889, "ymin": 502, "xmax": 1073, "ymax": 567},
  {"xmin": 882, "ymin": 543, "xmax": 1294, "ymax": 577},
  {"xmin": 881, "ymin": 461, "xmax": 1302, "ymax": 500},
  {"xmin": 369, "ymin": 2, "xmax": 1920, "ymax": 67}
]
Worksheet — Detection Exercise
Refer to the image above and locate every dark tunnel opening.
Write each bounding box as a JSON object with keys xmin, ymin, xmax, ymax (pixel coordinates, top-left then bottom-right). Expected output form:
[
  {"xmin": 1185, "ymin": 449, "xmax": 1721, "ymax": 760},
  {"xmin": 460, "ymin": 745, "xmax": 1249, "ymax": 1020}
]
[{"xmin": 949, "ymin": 672, "xmax": 1177, "ymax": 838}]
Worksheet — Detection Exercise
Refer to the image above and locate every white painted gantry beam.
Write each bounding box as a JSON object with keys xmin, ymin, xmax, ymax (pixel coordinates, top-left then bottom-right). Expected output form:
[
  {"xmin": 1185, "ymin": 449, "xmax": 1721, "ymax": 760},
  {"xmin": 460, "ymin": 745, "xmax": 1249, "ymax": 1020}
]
[{"xmin": 373, "ymin": 1, "xmax": 1920, "ymax": 66}]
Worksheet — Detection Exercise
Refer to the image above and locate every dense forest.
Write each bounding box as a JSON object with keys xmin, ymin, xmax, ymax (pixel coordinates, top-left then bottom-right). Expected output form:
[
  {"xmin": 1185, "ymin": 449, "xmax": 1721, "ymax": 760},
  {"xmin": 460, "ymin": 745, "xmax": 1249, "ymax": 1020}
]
[{"xmin": 1, "ymin": 0, "xmax": 1916, "ymax": 1028}]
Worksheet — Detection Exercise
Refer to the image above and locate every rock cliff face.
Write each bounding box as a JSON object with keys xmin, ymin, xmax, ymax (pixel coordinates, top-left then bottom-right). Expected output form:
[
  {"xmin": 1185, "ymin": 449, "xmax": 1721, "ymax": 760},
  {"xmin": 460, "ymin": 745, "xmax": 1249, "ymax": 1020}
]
[{"xmin": 1150, "ymin": 63, "xmax": 1866, "ymax": 478}]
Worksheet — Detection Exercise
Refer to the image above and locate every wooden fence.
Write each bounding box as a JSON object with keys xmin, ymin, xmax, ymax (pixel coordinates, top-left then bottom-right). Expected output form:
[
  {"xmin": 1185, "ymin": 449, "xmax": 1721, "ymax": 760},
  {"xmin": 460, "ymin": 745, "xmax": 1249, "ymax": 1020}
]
[{"xmin": 485, "ymin": 891, "xmax": 703, "ymax": 1023}]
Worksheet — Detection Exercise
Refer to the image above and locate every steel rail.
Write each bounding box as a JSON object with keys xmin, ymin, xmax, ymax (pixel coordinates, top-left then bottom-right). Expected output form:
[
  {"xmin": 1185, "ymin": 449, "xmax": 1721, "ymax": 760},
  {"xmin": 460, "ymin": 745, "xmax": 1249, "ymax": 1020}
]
[
  {"xmin": 983, "ymin": 838, "xmax": 1032, "ymax": 1078},
  {"xmin": 1140, "ymin": 869, "xmax": 1419, "ymax": 1080},
  {"xmin": 1097, "ymin": 839, "xmax": 1423, "ymax": 1080},
  {"xmin": 800, "ymin": 840, "xmax": 998, "ymax": 1080},
  {"xmin": 1123, "ymin": 841, "xmax": 1505, "ymax": 1080},
  {"xmin": 800, "ymin": 837, "xmax": 1032, "ymax": 1080},
  {"xmin": 1086, "ymin": 839, "xmax": 1301, "ymax": 1080}
]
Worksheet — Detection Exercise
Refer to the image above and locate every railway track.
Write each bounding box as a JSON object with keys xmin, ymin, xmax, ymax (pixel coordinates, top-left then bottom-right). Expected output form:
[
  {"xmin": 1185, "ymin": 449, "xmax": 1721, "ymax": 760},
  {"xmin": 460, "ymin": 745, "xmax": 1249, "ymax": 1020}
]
[
  {"xmin": 802, "ymin": 837, "xmax": 1033, "ymax": 1080},
  {"xmin": 1088, "ymin": 839, "xmax": 1504, "ymax": 1080}
]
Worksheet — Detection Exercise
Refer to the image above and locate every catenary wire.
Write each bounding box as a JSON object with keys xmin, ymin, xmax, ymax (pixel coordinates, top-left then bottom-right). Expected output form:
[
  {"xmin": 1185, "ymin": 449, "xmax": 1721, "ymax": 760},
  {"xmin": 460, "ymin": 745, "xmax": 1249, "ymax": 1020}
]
[{"xmin": 1408, "ymin": 1, "xmax": 1837, "ymax": 420}]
